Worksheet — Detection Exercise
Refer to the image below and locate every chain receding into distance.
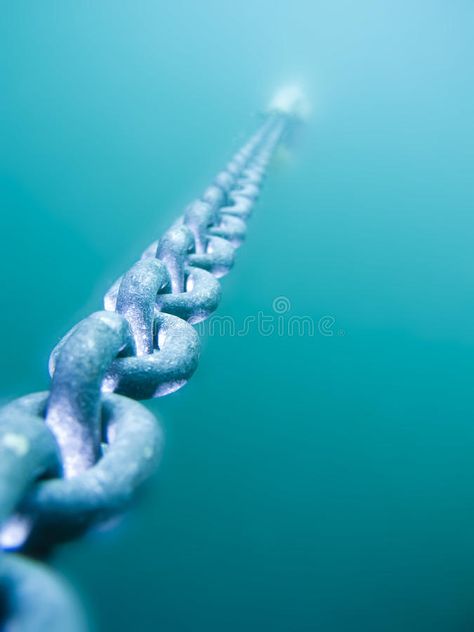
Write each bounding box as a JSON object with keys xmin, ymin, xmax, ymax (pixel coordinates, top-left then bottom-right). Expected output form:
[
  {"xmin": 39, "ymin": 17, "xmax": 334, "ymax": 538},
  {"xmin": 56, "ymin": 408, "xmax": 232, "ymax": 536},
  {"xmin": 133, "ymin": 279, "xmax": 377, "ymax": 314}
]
[{"xmin": 0, "ymin": 87, "xmax": 307, "ymax": 631}]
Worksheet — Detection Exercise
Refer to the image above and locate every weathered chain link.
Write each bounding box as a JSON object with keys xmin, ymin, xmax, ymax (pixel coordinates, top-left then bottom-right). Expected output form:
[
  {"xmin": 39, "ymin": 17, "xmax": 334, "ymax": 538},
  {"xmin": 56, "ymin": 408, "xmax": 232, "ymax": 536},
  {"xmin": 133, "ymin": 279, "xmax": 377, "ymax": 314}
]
[{"xmin": 0, "ymin": 110, "xmax": 291, "ymax": 630}]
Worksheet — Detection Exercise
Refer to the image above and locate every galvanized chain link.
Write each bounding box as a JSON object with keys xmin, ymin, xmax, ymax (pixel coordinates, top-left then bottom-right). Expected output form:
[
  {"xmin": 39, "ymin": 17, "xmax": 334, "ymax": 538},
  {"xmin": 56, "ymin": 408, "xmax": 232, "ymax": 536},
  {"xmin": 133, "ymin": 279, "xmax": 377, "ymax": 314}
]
[{"xmin": 0, "ymin": 107, "xmax": 295, "ymax": 630}]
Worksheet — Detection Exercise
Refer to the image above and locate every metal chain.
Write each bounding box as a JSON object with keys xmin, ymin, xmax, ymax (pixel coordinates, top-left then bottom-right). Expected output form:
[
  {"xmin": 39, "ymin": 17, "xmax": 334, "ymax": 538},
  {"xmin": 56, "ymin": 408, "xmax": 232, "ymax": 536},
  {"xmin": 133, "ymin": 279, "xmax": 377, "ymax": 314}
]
[{"xmin": 0, "ymin": 105, "xmax": 296, "ymax": 630}]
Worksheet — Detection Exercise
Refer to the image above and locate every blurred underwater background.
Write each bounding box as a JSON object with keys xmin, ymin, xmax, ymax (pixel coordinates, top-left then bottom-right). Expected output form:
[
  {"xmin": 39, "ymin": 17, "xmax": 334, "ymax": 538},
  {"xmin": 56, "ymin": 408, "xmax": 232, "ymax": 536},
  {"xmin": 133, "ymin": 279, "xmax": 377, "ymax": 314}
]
[{"xmin": 1, "ymin": 1, "xmax": 474, "ymax": 630}]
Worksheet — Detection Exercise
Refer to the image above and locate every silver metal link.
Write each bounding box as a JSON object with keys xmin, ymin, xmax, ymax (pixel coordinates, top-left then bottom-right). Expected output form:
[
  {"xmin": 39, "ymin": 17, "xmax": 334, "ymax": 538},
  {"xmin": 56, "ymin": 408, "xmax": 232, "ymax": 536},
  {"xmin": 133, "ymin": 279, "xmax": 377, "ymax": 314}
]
[
  {"xmin": 183, "ymin": 199, "xmax": 218, "ymax": 253},
  {"xmin": 187, "ymin": 235, "xmax": 236, "ymax": 277},
  {"xmin": 103, "ymin": 312, "xmax": 200, "ymax": 400},
  {"xmin": 156, "ymin": 225, "xmax": 195, "ymax": 292},
  {"xmin": 0, "ymin": 392, "xmax": 162, "ymax": 550},
  {"xmin": 0, "ymin": 404, "xmax": 61, "ymax": 541},
  {"xmin": 48, "ymin": 311, "xmax": 134, "ymax": 477},
  {"xmin": 115, "ymin": 258, "xmax": 170, "ymax": 355},
  {"xmin": 0, "ymin": 554, "xmax": 87, "ymax": 632},
  {"xmin": 218, "ymin": 194, "xmax": 254, "ymax": 219},
  {"xmin": 201, "ymin": 185, "xmax": 226, "ymax": 211},
  {"xmin": 156, "ymin": 267, "xmax": 222, "ymax": 324},
  {"xmin": 209, "ymin": 214, "xmax": 247, "ymax": 247}
]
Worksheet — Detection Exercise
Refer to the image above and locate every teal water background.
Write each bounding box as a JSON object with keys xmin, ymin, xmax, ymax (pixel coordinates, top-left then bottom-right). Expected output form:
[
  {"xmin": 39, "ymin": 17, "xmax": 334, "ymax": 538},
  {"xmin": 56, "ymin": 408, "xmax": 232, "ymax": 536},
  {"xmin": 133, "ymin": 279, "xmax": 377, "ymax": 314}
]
[{"xmin": 1, "ymin": 2, "xmax": 474, "ymax": 630}]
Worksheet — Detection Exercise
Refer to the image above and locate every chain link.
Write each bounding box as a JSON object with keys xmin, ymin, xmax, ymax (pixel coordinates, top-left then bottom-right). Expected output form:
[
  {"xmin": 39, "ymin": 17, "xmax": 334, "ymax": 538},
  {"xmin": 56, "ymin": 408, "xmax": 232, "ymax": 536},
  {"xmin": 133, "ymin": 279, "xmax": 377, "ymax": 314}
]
[{"xmin": 0, "ymin": 110, "xmax": 292, "ymax": 630}]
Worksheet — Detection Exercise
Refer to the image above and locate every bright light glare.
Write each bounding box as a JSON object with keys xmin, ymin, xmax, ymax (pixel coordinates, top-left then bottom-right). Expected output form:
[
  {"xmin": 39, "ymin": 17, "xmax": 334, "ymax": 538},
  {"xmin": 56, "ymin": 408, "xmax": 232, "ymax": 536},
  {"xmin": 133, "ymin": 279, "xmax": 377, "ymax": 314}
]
[{"xmin": 269, "ymin": 85, "xmax": 311, "ymax": 120}]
